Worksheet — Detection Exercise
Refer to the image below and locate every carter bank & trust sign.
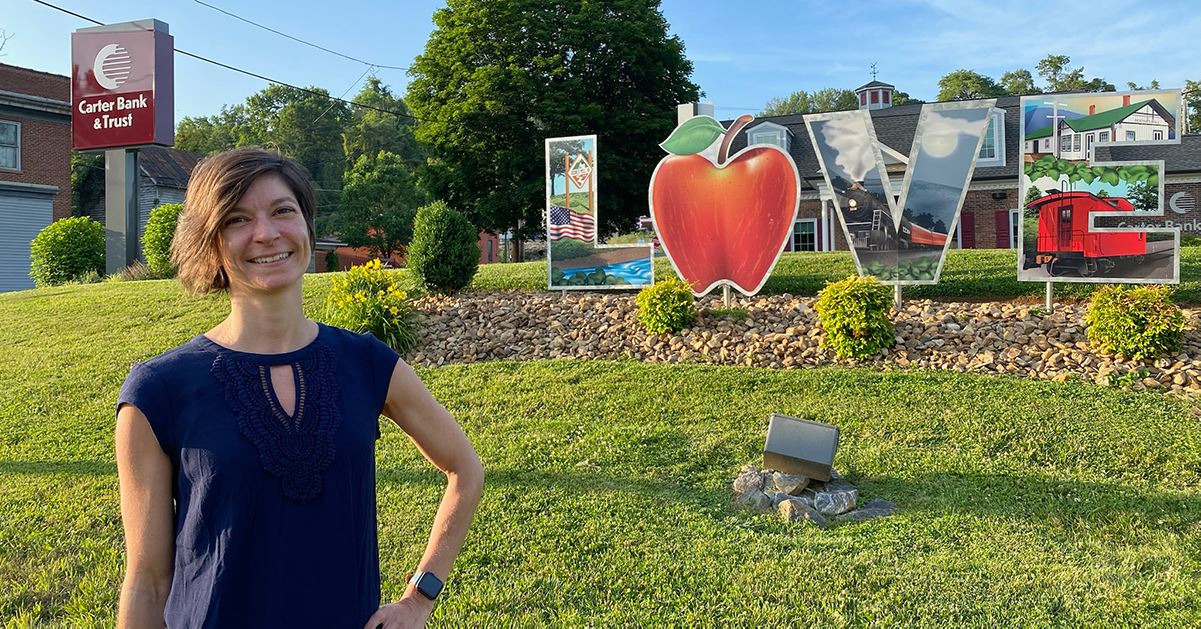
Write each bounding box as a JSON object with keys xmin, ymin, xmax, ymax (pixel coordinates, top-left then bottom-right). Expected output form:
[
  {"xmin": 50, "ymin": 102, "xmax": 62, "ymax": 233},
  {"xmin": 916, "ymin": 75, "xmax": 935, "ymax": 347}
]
[{"xmin": 71, "ymin": 20, "xmax": 174, "ymax": 151}]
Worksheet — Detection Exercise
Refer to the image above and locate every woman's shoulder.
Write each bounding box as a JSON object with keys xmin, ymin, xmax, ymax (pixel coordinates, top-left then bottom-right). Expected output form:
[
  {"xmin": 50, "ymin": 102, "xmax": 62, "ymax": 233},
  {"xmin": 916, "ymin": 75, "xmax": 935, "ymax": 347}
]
[
  {"xmin": 318, "ymin": 323, "xmax": 391, "ymax": 353},
  {"xmin": 129, "ymin": 335, "xmax": 215, "ymax": 379}
]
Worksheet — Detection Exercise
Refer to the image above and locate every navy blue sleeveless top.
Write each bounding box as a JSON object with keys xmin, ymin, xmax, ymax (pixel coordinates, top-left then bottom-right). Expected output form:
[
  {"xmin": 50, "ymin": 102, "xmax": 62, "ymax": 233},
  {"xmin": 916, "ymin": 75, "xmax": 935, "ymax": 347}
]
[{"xmin": 117, "ymin": 323, "xmax": 400, "ymax": 628}]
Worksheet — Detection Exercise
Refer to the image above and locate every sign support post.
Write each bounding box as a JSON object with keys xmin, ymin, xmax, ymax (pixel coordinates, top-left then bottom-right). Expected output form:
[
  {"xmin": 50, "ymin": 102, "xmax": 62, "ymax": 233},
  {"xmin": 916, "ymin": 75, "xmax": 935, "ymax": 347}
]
[{"xmin": 104, "ymin": 149, "xmax": 140, "ymax": 273}]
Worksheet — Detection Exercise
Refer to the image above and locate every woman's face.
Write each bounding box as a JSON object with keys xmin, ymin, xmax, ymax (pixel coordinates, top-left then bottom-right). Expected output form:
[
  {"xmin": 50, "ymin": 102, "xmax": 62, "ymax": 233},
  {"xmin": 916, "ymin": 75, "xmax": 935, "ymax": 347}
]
[{"xmin": 218, "ymin": 174, "xmax": 310, "ymax": 295}]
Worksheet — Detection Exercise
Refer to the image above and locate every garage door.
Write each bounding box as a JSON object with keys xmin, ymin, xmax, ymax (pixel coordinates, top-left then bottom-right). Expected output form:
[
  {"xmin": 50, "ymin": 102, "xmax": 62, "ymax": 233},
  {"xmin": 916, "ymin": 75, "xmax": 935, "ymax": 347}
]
[{"xmin": 0, "ymin": 186, "xmax": 54, "ymax": 292}]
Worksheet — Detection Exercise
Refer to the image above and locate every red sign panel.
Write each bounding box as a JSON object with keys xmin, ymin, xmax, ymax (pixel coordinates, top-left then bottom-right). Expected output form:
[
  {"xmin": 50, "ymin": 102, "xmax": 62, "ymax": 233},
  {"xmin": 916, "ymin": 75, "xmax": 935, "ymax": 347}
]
[{"xmin": 71, "ymin": 20, "xmax": 174, "ymax": 151}]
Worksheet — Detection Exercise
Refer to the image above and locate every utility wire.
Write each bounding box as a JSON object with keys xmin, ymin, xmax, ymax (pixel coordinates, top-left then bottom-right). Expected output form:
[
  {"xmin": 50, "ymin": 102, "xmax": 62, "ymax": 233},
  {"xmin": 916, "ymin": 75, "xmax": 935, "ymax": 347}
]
[
  {"xmin": 30, "ymin": 0, "xmax": 420, "ymax": 121},
  {"xmin": 313, "ymin": 65, "xmax": 374, "ymax": 124},
  {"xmin": 191, "ymin": 0, "xmax": 409, "ymax": 71}
]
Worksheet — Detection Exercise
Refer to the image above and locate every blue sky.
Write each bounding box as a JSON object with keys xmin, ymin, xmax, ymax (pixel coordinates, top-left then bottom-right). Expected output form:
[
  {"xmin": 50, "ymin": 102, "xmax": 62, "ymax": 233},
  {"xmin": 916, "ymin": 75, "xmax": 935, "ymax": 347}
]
[{"xmin": 5, "ymin": 0, "xmax": 1199, "ymax": 123}]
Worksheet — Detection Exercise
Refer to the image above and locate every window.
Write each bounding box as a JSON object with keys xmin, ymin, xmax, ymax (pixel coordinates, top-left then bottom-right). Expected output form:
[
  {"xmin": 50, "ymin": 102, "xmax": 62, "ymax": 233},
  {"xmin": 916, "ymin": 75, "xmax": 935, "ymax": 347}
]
[
  {"xmin": 1009, "ymin": 209, "xmax": 1020, "ymax": 250},
  {"xmin": 870, "ymin": 91, "xmax": 879, "ymax": 104},
  {"xmin": 1099, "ymin": 131, "xmax": 1110, "ymax": 142},
  {"xmin": 793, "ymin": 220, "xmax": 817, "ymax": 252},
  {"xmin": 1154, "ymin": 130, "xmax": 1164, "ymax": 141},
  {"xmin": 883, "ymin": 91, "xmax": 891, "ymax": 104},
  {"xmin": 976, "ymin": 110, "xmax": 1006, "ymax": 167},
  {"xmin": 748, "ymin": 123, "xmax": 790, "ymax": 151},
  {"xmin": 1060, "ymin": 133, "xmax": 1072, "ymax": 153},
  {"xmin": 0, "ymin": 120, "xmax": 18, "ymax": 170},
  {"xmin": 1043, "ymin": 138, "xmax": 1051, "ymax": 151},
  {"xmin": 751, "ymin": 131, "xmax": 782, "ymax": 148},
  {"xmin": 860, "ymin": 92, "xmax": 867, "ymax": 105},
  {"xmin": 1073, "ymin": 134, "xmax": 1081, "ymax": 152},
  {"xmin": 1126, "ymin": 130, "xmax": 1136, "ymax": 141}
]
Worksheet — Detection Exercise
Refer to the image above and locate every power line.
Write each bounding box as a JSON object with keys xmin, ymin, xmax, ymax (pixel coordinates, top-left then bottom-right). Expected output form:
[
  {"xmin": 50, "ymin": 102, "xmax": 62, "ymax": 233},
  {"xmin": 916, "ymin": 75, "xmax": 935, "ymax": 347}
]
[
  {"xmin": 314, "ymin": 65, "xmax": 374, "ymax": 124},
  {"xmin": 191, "ymin": 0, "xmax": 409, "ymax": 71},
  {"xmin": 30, "ymin": 0, "xmax": 420, "ymax": 121}
]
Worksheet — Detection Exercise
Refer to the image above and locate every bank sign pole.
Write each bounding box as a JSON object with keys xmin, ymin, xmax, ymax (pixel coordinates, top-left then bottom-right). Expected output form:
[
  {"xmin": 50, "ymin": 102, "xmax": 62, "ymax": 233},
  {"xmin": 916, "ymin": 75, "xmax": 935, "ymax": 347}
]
[{"xmin": 71, "ymin": 19, "xmax": 174, "ymax": 274}]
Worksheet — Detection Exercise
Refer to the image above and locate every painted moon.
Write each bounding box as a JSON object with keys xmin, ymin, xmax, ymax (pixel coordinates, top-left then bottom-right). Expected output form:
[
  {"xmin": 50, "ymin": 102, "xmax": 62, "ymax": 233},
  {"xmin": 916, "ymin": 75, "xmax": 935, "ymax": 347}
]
[
  {"xmin": 921, "ymin": 131, "xmax": 959, "ymax": 158},
  {"xmin": 93, "ymin": 43, "xmax": 132, "ymax": 91}
]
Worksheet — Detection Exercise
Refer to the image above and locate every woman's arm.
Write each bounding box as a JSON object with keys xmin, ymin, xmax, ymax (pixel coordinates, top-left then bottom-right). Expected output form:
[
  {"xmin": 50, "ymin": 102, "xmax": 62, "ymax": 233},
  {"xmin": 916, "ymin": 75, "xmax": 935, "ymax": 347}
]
[
  {"xmin": 365, "ymin": 358, "xmax": 484, "ymax": 628},
  {"xmin": 115, "ymin": 404, "xmax": 175, "ymax": 629}
]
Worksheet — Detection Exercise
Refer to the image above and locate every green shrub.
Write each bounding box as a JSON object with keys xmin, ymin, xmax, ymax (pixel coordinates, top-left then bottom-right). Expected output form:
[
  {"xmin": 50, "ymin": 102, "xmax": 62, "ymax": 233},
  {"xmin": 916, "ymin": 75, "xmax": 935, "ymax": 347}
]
[
  {"xmin": 29, "ymin": 216, "xmax": 105, "ymax": 287},
  {"xmin": 324, "ymin": 249, "xmax": 341, "ymax": 272},
  {"xmin": 1085, "ymin": 285, "xmax": 1184, "ymax": 360},
  {"xmin": 143, "ymin": 202, "xmax": 184, "ymax": 277},
  {"xmin": 550, "ymin": 238, "xmax": 594, "ymax": 260},
  {"xmin": 815, "ymin": 275, "xmax": 895, "ymax": 359},
  {"xmin": 636, "ymin": 276, "xmax": 696, "ymax": 334},
  {"xmin": 324, "ymin": 259, "xmax": 421, "ymax": 354},
  {"xmin": 407, "ymin": 200, "xmax": 479, "ymax": 292}
]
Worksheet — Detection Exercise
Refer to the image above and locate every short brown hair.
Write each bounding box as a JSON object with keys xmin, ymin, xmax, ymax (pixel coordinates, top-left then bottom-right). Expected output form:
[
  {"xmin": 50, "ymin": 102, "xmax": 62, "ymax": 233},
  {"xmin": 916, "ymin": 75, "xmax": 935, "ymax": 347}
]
[{"xmin": 172, "ymin": 148, "xmax": 317, "ymax": 294}]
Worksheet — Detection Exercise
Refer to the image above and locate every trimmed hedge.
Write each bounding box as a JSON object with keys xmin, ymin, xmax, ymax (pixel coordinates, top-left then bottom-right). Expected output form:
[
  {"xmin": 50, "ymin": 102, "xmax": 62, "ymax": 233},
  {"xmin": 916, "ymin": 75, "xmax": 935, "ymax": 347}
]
[
  {"xmin": 143, "ymin": 203, "xmax": 184, "ymax": 277},
  {"xmin": 635, "ymin": 276, "xmax": 697, "ymax": 334},
  {"xmin": 1085, "ymin": 285, "xmax": 1184, "ymax": 359},
  {"xmin": 29, "ymin": 217, "xmax": 105, "ymax": 287},
  {"xmin": 406, "ymin": 201, "xmax": 479, "ymax": 292},
  {"xmin": 815, "ymin": 275, "xmax": 895, "ymax": 359}
]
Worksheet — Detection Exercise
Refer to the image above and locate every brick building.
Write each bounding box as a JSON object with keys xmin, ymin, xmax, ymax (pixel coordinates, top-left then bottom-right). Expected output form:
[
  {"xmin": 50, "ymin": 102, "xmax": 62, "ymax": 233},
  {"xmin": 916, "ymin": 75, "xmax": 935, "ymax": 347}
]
[
  {"xmin": 0, "ymin": 63, "xmax": 71, "ymax": 291},
  {"xmin": 726, "ymin": 84, "xmax": 1200, "ymax": 253}
]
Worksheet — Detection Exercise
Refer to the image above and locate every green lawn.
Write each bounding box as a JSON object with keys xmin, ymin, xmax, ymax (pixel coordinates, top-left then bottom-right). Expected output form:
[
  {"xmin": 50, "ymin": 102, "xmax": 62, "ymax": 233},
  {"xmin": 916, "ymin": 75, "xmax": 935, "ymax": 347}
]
[
  {"xmin": 469, "ymin": 247, "xmax": 1201, "ymax": 303},
  {"xmin": 2, "ymin": 277, "xmax": 1200, "ymax": 625}
]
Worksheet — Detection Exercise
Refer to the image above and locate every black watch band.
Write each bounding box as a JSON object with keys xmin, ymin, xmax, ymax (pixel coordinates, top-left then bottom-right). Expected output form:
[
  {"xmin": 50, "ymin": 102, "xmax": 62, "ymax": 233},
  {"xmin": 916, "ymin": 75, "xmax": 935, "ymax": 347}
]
[{"xmin": 409, "ymin": 570, "xmax": 444, "ymax": 601}]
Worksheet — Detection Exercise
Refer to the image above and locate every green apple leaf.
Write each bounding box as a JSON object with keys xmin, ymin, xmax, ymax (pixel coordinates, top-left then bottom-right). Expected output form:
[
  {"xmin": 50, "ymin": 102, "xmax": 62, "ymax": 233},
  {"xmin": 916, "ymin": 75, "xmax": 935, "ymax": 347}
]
[{"xmin": 659, "ymin": 116, "xmax": 726, "ymax": 155}]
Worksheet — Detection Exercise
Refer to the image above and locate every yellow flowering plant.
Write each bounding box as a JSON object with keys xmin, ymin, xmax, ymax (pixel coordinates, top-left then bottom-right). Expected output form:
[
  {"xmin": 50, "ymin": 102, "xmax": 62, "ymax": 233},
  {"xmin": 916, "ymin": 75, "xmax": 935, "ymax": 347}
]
[{"xmin": 324, "ymin": 259, "xmax": 421, "ymax": 354}]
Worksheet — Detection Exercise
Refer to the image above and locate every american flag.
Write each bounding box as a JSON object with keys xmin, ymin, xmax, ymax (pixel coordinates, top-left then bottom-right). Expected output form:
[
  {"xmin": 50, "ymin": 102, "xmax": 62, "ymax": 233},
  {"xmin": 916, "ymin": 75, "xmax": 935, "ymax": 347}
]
[{"xmin": 548, "ymin": 205, "xmax": 596, "ymax": 241}]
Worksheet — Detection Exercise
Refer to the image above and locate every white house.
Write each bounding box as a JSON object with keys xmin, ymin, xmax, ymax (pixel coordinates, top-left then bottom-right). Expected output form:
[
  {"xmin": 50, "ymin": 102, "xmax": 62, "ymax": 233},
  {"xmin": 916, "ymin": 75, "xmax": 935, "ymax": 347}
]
[{"xmin": 1055, "ymin": 96, "xmax": 1174, "ymax": 161}]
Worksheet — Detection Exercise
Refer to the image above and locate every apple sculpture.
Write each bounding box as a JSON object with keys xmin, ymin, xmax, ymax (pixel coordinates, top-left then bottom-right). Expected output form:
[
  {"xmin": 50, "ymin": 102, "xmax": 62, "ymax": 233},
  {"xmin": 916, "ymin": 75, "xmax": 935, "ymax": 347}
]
[{"xmin": 649, "ymin": 114, "xmax": 800, "ymax": 296}]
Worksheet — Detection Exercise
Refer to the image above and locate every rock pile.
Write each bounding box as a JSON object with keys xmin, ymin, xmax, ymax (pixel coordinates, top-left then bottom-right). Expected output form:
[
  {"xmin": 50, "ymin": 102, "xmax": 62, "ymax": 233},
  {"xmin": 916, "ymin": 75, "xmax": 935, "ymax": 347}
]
[
  {"xmin": 731, "ymin": 465, "xmax": 897, "ymax": 527},
  {"xmin": 407, "ymin": 291, "xmax": 1201, "ymax": 396}
]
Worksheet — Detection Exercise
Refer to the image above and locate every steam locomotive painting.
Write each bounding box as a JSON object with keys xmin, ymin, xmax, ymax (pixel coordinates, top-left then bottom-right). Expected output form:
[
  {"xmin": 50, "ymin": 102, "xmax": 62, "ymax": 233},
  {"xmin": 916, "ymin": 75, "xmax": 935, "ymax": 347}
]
[
  {"xmin": 835, "ymin": 181, "xmax": 948, "ymax": 251},
  {"xmin": 1023, "ymin": 191, "xmax": 1146, "ymax": 277}
]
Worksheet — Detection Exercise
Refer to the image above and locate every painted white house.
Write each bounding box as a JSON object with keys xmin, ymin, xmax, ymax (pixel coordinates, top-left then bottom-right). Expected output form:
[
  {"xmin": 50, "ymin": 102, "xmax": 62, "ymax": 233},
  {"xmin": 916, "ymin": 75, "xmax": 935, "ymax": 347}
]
[{"xmin": 1049, "ymin": 97, "xmax": 1174, "ymax": 161}]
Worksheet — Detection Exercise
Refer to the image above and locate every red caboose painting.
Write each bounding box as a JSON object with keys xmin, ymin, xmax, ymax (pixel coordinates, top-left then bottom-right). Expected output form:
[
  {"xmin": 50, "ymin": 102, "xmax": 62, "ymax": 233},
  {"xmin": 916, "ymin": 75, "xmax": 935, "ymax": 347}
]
[{"xmin": 1028, "ymin": 191, "xmax": 1146, "ymax": 276}]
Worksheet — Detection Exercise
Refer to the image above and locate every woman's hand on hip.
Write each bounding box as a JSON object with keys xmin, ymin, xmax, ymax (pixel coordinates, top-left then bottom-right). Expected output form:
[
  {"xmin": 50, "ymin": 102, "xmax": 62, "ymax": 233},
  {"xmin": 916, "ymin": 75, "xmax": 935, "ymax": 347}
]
[{"xmin": 363, "ymin": 593, "xmax": 435, "ymax": 629}]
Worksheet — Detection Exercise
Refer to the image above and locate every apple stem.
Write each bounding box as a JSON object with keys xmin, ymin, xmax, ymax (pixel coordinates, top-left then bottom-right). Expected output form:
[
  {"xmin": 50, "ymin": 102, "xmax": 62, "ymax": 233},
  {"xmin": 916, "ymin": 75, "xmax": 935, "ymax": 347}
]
[{"xmin": 717, "ymin": 115, "xmax": 754, "ymax": 165}]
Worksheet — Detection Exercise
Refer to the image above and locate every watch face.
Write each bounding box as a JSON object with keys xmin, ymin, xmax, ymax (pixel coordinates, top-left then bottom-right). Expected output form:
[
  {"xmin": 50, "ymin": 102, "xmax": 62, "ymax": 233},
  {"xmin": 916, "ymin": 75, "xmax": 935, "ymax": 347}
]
[{"xmin": 415, "ymin": 571, "xmax": 444, "ymax": 600}]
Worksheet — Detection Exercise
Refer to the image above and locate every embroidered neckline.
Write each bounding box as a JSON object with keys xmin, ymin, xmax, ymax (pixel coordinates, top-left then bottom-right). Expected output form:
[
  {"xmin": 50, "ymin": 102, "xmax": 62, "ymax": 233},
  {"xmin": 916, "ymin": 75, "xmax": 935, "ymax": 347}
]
[
  {"xmin": 210, "ymin": 340, "xmax": 342, "ymax": 502},
  {"xmin": 197, "ymin": 323, "xmax": 325, "ymax": 363}
]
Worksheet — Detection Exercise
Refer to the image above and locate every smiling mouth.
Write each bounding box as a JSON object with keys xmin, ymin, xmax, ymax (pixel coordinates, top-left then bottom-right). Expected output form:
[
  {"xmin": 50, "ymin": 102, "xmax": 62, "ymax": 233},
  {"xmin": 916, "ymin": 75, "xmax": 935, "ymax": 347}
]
[{"xmin": 250, "ymin": 252, "xmax": 292, "ymax": 264}]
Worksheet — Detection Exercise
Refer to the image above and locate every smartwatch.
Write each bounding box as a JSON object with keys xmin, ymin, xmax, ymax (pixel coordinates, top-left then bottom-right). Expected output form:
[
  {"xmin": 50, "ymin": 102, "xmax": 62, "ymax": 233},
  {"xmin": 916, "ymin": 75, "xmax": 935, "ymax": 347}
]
[{"xmin": 409, "ymin": 570, "xmax": 444, "ymax": 601}]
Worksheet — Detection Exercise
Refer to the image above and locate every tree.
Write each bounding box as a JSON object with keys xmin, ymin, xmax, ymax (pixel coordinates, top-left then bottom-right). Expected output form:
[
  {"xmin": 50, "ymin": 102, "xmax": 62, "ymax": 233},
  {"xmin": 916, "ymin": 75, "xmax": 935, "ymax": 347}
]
[
  {"xmin": 547, "ymin": 138, "xmax": 588, "ymax": 196},
  {"xmin": 70, "ymin": 152, "xmax": 104, "ymax": 217},
  {"xmin": 1126, "ymin": 80, "xmax": 1161, "ymax": 91},
  {"xmin": 937, "ymin": 69, "xmax": 1003, "ymax": 101},
  {"xmin": 1036, "ymin": 54, "xmax": 1114, "ymax": 93},
  {"xmin": 761, "ymin": 91, "xmax": 814, "ymax": 116},
  {"xmin": 761, "ymin": 88, "xmax": 858, "ymax": 116},
  {"xmin": 337, "ymin": 151, "xmax": 427, "ymax": 259},
  {"xmin": 1127, "ymin": 181, "xmax": 1158, "ymax": 213},
  {"xmin": 406, "ymin": 0, "xmax": 700, "ymax": 239},
  {"xmin": 1186, "ymin": 79, "xmax": 1201, "ymax": 134},
  {"xmin": 243, "ymin": 85, "xmax": 350, "ymax": 192},
  {"xmin": 343, "ymin": 76, "xmax": 423, "ymax": 170},
  {"xmin": 1024, "ymin": 185, "xmax": 1042, "ymax": 208},
  {"xmin": 811, "ymin": 88, "xmax": 859, "ymax": 112},
  {"xmin": 0, "ymin": 30, "xmax": 12, "ymax": 55},
  {"xmin": 176, "ymin": 85, "xmax": 352, "ymax": 230},
  {"xmin": 175, "ymin": 104, "xmax": 251, "ymax": 155},
  {"xmin": 1000, "ymin": 69, "xmax": 1039, "ymax": 95},
  {"xmin": 892, "ymin": 90, "xmax": 921, "ymax": 106}
]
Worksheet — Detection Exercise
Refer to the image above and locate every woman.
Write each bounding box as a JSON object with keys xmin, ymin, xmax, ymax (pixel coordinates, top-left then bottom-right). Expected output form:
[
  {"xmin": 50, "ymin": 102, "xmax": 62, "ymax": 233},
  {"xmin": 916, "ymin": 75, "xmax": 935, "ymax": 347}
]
[{"xmin": 115, "ymin": 148, "xmax": 483, "ymax": 628}]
